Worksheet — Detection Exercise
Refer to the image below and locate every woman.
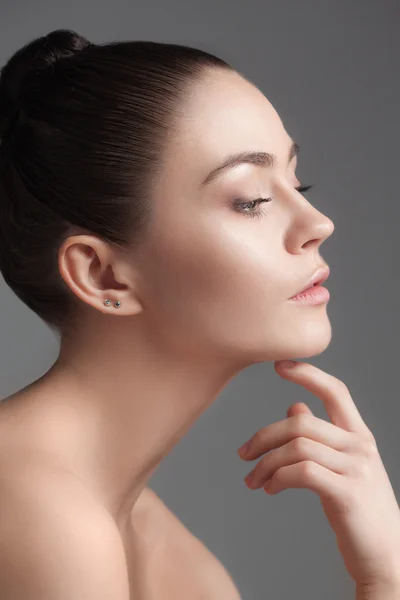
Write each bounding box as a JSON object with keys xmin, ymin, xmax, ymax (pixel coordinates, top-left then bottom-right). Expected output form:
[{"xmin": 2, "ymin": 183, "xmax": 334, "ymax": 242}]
[{"xmin": 0, "ymin": 28, "xmax": 399, "ymax": 599}]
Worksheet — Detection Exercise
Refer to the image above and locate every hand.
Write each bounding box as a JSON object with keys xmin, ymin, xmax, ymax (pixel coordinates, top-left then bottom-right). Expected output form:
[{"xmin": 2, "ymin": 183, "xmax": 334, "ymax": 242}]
[{"xmin": 237, "ymin": 360, "xmax": 400, "ymax": 589}]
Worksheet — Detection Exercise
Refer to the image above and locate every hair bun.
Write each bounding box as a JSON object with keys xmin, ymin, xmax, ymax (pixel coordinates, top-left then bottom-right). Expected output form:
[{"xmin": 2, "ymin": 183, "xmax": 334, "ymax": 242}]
[{"xmin": 0, "ymin": 29, "xmax": 92, "ymax": 138}]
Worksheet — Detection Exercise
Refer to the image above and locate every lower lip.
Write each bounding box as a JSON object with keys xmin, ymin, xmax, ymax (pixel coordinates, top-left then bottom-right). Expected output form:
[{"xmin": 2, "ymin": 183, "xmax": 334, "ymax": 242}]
[{"xmin": 289, "ymin": 285, "xmax": 330, "ymax": 305}]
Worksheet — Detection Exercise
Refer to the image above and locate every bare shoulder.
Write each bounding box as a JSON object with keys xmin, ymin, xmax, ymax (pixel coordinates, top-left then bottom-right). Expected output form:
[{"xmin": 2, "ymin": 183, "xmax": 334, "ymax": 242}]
[
  {"xmin": 0, "ymin": 465, "xmax": 130, "ymax": 599},
  {"xmin": 137, "ymin": 487, "xmax": 243, "ymax": 600}
]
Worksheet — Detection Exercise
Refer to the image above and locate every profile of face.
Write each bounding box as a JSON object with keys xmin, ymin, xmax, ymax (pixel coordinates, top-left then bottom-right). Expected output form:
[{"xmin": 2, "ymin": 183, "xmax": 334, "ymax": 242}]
[{"xmin": 132, "ymin": 68, "xmax": 335, "ymax": 365}]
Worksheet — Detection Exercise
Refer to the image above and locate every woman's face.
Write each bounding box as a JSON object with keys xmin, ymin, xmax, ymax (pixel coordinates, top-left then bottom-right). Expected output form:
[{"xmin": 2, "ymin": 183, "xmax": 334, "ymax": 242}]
[{"xmin": 135, "ymin": 68, "xmax": 335, "ymax": 364}]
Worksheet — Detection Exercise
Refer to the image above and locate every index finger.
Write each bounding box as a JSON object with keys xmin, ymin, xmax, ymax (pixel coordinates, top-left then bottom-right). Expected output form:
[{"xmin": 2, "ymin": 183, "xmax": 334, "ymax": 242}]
[{"xmin": 274, "ymin": 360, "xmax": 371, "ymax": 435}]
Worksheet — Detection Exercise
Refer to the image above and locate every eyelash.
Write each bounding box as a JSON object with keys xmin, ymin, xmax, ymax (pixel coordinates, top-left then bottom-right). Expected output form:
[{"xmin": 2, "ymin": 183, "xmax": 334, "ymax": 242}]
[{"xmin": 232, "ymin": 184, "xmax": 314, "ymax": 219}]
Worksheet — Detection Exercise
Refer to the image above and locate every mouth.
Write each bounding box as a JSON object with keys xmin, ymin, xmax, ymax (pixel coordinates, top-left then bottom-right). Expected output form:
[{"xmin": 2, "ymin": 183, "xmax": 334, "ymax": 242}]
[{"xmin": 289, "ymin": 265, "xmax": 330, "ymax": 299}]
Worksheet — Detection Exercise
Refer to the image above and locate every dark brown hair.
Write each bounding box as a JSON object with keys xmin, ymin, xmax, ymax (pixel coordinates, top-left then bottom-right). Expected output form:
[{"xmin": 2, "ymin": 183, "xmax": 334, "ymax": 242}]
[{"xmin": 0, "ymin": 29, "xmax": 232, "ymax": 336}]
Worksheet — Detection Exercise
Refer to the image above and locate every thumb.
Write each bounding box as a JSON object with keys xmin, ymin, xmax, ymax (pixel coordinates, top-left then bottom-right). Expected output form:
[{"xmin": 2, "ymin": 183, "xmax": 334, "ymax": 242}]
[{"xmin": 286, "ymin": 402, "xmax": 314, "ymax": 419}]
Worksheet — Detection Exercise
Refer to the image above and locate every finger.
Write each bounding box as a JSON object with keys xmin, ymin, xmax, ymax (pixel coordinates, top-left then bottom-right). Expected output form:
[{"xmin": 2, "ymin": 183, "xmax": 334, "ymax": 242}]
[
  {"xmin": 238, "ymin": 413, "xmax": 354, "ymax": 461},
  {"xmin": 286, "ymin": 402, "xmax": 313, "ymax": 418},
  {"xmin": 245, "ymin": 437, "xmax": 351, "ymax": 489},
  {"xmin": 262, "ymin": 460, "xmax": 345, "ymax": 499},
  {"xmin": 275, "ymin": 361, "xmax": 370, "ymax": 435}
]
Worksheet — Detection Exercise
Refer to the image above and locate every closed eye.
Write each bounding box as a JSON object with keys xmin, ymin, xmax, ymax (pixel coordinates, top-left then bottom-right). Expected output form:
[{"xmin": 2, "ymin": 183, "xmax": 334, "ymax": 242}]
[{"xmin": 232, "ymin": 183, "xmax": 314, "ymax": 219}]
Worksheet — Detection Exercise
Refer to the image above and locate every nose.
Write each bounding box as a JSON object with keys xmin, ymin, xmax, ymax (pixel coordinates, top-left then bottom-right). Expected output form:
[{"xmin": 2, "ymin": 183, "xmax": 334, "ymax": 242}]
[{"xmin": 285, "ymin": 194, "xmax": 335, "ymax": 254}]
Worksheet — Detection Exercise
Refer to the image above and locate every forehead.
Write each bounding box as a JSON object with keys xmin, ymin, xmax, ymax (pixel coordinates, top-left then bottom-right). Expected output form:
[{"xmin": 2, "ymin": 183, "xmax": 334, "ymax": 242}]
[{"xmin": 174, "ymin": 69, "xmax": 292, "ymax": 172}]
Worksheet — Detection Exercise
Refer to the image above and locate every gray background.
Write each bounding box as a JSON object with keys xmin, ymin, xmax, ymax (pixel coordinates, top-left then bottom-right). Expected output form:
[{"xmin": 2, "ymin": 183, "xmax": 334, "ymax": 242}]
[{"xmin": 1, "ymin": 1, "xmax": 399, "ymax": 598}]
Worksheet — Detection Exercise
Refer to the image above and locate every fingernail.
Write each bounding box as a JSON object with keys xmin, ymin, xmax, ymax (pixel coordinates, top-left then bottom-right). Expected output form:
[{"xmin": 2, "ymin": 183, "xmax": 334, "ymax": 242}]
[
  {"xmin": 244, "ymin": 469, "xmax": 256, "ymax": 487},
  {"xmin": 263, "ymin": 478, "xmax": 272, "ymax": 491},
  {"xmin": 279, "ymin": 360, "xmax": 297, "ymax": 369},
  {"xmin": 237, "ymin": 440, "xmax": 251, "ymax": 457}
]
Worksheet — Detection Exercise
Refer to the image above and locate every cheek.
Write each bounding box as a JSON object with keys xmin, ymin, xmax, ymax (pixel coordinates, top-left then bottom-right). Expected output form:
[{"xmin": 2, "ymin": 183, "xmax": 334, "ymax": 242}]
[
  {"xmin": 141, "ymin": 217, "xmax": 284, "ymax": 341},
  {"xmin": 135, "ymin": 205, "xmax": 333, "ymax": 362}
]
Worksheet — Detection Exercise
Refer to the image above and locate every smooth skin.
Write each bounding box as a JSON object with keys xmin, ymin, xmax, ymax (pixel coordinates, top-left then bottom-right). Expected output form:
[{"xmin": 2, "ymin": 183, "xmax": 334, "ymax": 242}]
[{"xmin": 1, "ymin": 67, "xmax": 399, "ymax": 598}]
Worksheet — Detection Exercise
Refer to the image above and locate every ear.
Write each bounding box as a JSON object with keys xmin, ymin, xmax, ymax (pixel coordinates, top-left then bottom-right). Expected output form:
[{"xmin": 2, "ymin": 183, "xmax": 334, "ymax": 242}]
[{"xmin": 286, "ymin": 402, "xmax": 314, "ymax": 419}]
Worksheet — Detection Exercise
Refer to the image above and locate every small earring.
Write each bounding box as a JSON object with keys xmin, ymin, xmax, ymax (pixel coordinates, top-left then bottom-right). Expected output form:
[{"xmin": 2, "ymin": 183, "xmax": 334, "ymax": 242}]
[{"xmin": 103, "ymin": 299, "xmax": 121, "ymax": 308}]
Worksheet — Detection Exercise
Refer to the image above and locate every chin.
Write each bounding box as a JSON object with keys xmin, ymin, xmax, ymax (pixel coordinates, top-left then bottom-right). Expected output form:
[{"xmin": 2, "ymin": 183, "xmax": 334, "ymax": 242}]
[
  {"xmin": 224, "ymin": 308, "xmax": 333, "ymax": 366},
  {"xmin": 280, "ymin": 315, "xmax": 333, "ymax": 361},
  {"xmin": 247, "ymin": 312, "xmax": 332, "ymax": 364}
]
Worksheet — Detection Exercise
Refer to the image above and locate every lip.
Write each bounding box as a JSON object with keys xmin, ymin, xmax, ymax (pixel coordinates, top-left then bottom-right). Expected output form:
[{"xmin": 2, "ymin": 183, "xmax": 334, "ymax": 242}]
[{"xmin": 289, "ymin": 265, "xmax": 330, "ymax": 299}]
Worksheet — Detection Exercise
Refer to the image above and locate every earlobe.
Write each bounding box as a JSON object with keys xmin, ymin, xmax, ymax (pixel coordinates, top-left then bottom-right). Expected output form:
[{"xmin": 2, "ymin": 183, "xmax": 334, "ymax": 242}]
[
  {"xmin": 103, "ymin": 299, "xmax": 122, "ymax": 308},
  {"xmin": 100, "ymin": 295, "xmax": 144, "ymax": 316}
]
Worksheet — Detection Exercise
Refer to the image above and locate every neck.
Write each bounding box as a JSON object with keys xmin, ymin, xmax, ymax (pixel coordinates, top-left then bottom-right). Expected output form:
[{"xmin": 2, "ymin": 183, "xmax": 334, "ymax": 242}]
[{"xmin": 39, "ymin": 317, "xmax": 250, "ymax": 525}]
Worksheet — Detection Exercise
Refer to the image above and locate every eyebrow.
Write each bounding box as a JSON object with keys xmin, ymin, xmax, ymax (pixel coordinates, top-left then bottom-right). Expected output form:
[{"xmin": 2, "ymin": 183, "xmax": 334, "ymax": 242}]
[{"xmin": 200, "ymin": 140, "xmax": 300, "ymax": 187}]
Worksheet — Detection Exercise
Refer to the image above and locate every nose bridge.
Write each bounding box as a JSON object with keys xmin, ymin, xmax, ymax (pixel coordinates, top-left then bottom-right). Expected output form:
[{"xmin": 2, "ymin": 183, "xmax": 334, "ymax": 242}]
[{"xmin": 287, "ymin": 190, "xmax": 335, "ymax": 251}]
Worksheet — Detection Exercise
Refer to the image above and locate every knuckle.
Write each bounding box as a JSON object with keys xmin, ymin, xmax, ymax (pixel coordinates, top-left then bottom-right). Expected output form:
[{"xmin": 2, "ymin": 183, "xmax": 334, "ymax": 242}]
[
  {"xmin": 360, "ymin": 438, "xmax": 378, "ymax": 456},
  {"xmin": 333, "ymin": 377, "xmax": 349, "ymax": 395},
  {"xmin": 292, "ymin": 436, "xmax": 310, "ymax": 455},
  {"xmin": 364, "ymin": 430, "xmax": 377, "ymax": 445},
  {"xmin": 299, "ymin": 460, "xmax": 318, "ymax": 480},
  {"xmin": 349, "ymin": 431, "xmax": 377, "ymax": 457}
]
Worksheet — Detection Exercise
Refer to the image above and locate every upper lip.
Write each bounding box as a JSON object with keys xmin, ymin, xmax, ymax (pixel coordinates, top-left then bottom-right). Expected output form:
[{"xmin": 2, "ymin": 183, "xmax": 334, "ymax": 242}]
[{"xmin": 289, "ymin": 264, "xmax": 330, "ymax": 298}]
